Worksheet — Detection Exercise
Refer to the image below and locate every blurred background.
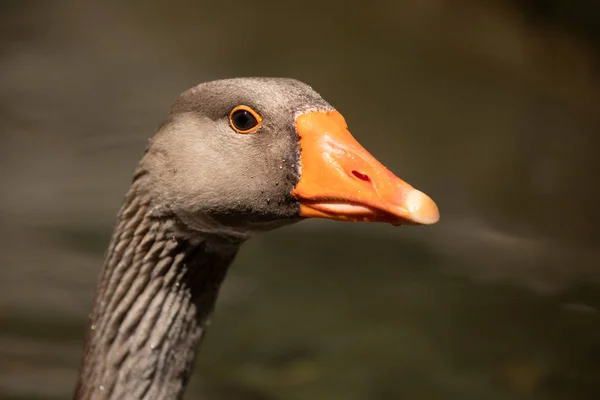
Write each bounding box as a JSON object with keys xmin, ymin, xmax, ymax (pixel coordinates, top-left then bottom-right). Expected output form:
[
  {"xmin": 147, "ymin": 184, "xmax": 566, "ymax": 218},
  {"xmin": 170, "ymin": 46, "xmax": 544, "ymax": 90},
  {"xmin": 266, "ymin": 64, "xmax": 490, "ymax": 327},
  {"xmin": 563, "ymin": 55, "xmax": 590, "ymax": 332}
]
[{"xmin": 1, "ymin": 0, "xmax": 600, "ymax": 399}]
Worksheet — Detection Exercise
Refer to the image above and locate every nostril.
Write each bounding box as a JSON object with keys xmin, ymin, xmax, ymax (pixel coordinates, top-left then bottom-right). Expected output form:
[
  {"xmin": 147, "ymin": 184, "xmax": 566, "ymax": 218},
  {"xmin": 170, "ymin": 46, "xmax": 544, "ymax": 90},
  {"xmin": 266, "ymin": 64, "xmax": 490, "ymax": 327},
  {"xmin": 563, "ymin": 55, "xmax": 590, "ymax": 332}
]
[{"xmin": 352, "ymin": 170, "xmax": 371, "ymax": 183}]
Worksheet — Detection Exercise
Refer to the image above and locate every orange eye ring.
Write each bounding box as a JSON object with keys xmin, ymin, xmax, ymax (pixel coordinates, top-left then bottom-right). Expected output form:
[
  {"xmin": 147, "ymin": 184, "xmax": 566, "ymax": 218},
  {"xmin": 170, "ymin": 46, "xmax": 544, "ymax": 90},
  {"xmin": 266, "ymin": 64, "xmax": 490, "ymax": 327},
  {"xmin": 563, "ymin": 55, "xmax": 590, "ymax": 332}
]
[{"xmin": 229, "ymin": 105, "xmax": 263, "ymax": 134}]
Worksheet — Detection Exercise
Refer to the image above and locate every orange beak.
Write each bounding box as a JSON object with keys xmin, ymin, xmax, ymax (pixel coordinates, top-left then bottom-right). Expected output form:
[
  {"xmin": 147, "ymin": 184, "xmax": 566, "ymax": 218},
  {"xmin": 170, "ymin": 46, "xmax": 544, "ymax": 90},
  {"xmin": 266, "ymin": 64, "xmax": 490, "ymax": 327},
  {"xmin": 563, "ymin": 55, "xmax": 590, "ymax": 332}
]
[{"xmin": 291, "ymin": 110, "xmax": 439, "ymax": 226}]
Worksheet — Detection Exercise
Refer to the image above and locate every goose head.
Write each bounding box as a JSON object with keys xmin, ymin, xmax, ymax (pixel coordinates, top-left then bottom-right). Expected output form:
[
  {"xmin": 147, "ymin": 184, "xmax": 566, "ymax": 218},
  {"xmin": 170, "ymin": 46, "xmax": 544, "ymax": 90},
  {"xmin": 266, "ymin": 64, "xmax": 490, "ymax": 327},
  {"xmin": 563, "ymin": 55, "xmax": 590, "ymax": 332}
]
[{"xmin": 139, "ymin": 77, "xmax": 439, "ymax": 236}]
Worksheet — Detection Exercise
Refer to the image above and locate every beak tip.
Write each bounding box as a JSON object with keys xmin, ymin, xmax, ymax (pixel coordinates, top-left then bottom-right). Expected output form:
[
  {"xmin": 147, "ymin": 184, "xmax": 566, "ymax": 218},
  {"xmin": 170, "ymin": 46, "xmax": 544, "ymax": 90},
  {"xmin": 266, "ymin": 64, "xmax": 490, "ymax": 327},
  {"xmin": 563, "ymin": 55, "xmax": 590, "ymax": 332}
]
[{"xmin": 405, "ymin": 189, "xmax": 440, "ymax": 225}]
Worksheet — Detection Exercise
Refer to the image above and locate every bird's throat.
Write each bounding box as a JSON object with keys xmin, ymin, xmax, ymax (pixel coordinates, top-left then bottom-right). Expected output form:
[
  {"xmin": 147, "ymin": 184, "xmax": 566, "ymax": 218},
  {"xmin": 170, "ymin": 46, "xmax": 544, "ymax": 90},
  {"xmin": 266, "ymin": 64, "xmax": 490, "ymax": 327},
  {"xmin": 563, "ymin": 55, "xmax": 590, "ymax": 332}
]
[{"xmin": 75, "ymin": 179, "xmax": 241, "ymax": 399}]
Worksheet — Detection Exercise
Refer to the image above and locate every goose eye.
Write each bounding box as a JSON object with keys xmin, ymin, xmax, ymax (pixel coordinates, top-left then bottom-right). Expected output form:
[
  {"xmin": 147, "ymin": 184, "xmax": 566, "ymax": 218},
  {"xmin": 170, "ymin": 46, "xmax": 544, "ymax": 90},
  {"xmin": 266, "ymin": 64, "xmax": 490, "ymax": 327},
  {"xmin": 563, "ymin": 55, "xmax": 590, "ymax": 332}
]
[{"xmin": 229, "ymin": 106, "xmax": 262, "ymax": 133}]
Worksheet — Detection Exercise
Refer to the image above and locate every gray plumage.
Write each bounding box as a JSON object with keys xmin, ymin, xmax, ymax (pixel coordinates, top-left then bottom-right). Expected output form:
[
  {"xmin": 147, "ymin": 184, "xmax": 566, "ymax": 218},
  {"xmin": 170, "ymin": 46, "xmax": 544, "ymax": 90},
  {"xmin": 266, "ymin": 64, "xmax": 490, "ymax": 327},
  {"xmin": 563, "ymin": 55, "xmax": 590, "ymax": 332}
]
[{"xmin": 75, "ymin": 78, "xmax": 334, "ymax": 399}]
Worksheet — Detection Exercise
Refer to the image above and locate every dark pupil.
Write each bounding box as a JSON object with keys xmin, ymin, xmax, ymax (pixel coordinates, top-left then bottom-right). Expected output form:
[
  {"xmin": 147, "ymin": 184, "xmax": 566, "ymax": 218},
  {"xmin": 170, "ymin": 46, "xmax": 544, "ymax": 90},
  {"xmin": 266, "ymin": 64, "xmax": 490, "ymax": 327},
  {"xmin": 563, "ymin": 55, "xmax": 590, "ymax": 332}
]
[{"xmin": 232, "ymin": 109, "xmax": 258, "ymax": 131}]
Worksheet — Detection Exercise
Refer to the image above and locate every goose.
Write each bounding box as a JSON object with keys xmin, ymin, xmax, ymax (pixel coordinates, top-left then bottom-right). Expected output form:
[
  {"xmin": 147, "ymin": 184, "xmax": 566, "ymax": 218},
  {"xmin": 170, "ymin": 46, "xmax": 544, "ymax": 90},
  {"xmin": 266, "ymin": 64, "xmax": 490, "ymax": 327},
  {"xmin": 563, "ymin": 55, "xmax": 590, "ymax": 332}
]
[{"xmin": 74, "ymin": 77, "xmax": 440, "ymax": 399}]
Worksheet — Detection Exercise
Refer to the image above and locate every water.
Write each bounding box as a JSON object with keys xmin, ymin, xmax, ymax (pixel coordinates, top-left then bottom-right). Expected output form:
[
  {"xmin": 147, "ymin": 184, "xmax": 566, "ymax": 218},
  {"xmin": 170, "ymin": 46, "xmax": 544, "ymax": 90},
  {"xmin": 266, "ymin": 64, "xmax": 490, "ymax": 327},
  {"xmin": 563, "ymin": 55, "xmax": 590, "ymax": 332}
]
[{"xmin": 1, "ymin": 1, "xmax": 599, "ymax": 399}]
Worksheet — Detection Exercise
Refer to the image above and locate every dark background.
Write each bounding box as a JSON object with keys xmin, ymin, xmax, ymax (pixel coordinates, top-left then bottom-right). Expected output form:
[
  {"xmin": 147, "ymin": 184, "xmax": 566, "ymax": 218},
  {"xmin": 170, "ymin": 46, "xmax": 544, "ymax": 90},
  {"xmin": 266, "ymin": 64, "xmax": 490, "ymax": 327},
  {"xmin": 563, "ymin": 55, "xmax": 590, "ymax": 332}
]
[{"xmin": 1, "ymin": 0, "xmax": 599, "ymax": 399}]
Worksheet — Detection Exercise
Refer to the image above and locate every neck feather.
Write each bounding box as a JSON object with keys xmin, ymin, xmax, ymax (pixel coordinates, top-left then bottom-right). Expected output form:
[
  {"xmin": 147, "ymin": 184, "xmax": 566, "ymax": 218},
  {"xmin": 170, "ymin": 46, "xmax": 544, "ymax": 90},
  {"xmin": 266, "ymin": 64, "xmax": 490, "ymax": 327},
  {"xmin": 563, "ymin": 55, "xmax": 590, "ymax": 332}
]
[{"xmin": 75, "ymin": 175, "xmax": 242, "ymax": 399}]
